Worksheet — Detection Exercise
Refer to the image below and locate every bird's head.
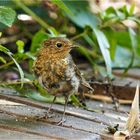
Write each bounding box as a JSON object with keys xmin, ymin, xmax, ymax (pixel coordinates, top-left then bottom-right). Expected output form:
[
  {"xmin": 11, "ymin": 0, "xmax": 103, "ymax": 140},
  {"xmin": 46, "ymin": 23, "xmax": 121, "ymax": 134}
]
[{"xmin": 39, "ymin": 37, "xmax": 77, "ymax": 59}]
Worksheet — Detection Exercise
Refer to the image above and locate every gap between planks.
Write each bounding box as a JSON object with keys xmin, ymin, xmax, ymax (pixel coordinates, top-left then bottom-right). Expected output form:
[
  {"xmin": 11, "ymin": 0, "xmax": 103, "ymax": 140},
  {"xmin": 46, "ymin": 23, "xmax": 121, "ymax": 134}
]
[
  {"xmin": 0, "ymin": 93, "xmax": 109, "ymax": 126},
  {"xmin": 0, "ymin": 124, "xmax": 64, "ymax": 140}
]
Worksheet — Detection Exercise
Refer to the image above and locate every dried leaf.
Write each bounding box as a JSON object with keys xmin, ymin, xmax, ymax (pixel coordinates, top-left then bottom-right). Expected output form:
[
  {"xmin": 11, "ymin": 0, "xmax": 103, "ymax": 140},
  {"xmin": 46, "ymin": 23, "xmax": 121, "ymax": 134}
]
[
  {"xmin": 114, "ymin": 130, "xmax": 130, "ymax": 140},
  {"xmin": 114, "ymin": 85, "xmax": 140, "ymax": 139},
  {"xmin": 125, "ymin": 84, "xmax": 140, "ymax": 133}
]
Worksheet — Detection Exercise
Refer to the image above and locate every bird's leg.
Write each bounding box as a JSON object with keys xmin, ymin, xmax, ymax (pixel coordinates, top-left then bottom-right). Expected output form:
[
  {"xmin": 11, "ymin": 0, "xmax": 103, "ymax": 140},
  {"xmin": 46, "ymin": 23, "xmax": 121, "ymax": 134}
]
[
  {"xmin": 78, "ymin": 87, "xmax": 86, "ymax": 107},
  {"xmin": 46, "ymin": 96, "xmax": 57, "ymax": 117},
  {"xmin": 37, "ymin": 96, "xmax": 56, "ymax": 120},
  {"xmin": 79, "ymin": 92, "xmax": 86, "ymax": 107},
  {"xmin": 57, "ymin": 95, "xmax": 69, "ymax": 126}
]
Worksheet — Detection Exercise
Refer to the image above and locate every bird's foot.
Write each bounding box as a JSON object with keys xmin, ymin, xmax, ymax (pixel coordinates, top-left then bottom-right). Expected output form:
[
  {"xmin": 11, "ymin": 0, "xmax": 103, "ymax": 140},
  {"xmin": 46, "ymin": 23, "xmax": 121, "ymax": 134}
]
[
  {"xmin": 36, "ymin": 112, "xmax": 55, "ymax": 120},
  {"xmin": 56, "ymin": 117, "xmax": 66, "ymax": 126}
]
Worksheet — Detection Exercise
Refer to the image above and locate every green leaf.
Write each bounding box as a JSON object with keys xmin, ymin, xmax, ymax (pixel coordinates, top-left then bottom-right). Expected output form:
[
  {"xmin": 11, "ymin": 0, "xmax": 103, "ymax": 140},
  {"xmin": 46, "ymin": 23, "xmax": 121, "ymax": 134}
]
[
  {"xmin": 128, "ymin": 17, "xmax": 140, "ymax": 26},
  {"xmin": 104, "ymin": 29, "xmax": 117, "ymax": 60},
  {"xmin": 0, "ymin": 56, "xmax": 6, "ymax": 64},
  {"xmin": 63, "ymin": 1, "xmax": 99, "ymax": 29},
  {"xmin": 100, "ymin": 5, "xmax": 137, "ymax": 27},
  {"xmin": 112, "ymin": 46, "xmax": 132, "ymax": 68},
  {"xmin": 30, "ymin": 30, "xmax": 50, "ymax": 53},
  {"xmin": 0, "ymin": 1, "xmax": 14, "ymax": 7},
  {"xmin": 52, "ymin": 0, "xmax": 73, "ymax": 16},
  {"xmin": 16, "ymin": 40, "xmax": 25, "ymax": 53},
  {"xmin": 123, "ymin": 28, "xmax": 137, "ymax": 73},
  {"xmin": 129, "ymin": 28, "xmax": 137, "ymax": 48},
  {"xmin": 33, "ymin": 80, "xmax": 50, "ymax": 97},
  {"xmin": 26, "ymin": 91, "xmax": 54, "ymax": 103},
  {"xmin": 101, "ymin": 7, "xmax": 117, "ymax": 21},
  {"xmin": 8, "ymin": 54, "xmax": 24, "ymax": 87},
  {"xmin": 13, "ymin": 0, "xmax": 57, "ymax": 35},
  {"xmin": 25, "ymin": 52, "xmax": 36, "ymax": 61},
  {"xmin": 114, "ymin": 32, "xmax": 131, "ymax": 49},
  {"xmin": 93, "ymin": 28, "xmax": 112, "ymax": 77},
  {"xmin": 0, "ymin": 45, "xmax": 24, "ymax": 87},
  {"xmin": 0, "ymin": 6, "xmax": 16, "ymax": 27},
  {"xmin": 77, "ymin": 46, "xmax": 95, "ymax": 66},
  {"xmin": 129, "ymin": 4, "xmax": 135, "ymax": 15},
  {"xmin": 0, "ymin": 32, "xmax": 2, "ymax": 37},
  {"xmin": 20, "ymin": 89, "xmax": 65, "ymax": 104},
  {"xmin": 0, "ymin": 44, "xmax": 10, "ymax": 53}
]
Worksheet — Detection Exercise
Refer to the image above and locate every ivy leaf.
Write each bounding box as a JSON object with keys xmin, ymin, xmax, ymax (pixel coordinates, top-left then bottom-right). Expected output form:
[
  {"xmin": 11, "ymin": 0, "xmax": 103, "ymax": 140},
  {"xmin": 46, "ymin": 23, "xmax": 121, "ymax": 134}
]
[{"xmin": 0, "ymin": 6, "xmax": 16, "ymax": 27}]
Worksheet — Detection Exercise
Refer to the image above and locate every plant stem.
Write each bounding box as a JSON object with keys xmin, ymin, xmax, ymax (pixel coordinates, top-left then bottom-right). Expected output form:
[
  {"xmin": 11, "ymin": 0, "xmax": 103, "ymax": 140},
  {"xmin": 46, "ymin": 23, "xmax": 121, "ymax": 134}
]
[
  {"xmin": 70, "ymin": 26, "xmax": 92, "ymax": 41},
  {"xmin": 13, "ymin": 0, "xmax": 57, "ymax": 35},
  {"xmin": 0, "ymin": 80, "xmax": 33, "ymax": 86},
  {"xmin": 0, "ymin": 61, "xmax": 14, "ymax": 70},
  {"xmin": 70, "ymin": 32, "xmax": 86, "ymax": 41}
]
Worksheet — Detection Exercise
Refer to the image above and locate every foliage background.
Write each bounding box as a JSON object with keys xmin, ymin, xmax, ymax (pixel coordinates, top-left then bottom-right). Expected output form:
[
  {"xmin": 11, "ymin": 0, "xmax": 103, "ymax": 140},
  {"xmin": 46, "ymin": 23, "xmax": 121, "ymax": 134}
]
[{"xmin": 0, "ymin": 0, "xmax": 140, "ymax": 104}]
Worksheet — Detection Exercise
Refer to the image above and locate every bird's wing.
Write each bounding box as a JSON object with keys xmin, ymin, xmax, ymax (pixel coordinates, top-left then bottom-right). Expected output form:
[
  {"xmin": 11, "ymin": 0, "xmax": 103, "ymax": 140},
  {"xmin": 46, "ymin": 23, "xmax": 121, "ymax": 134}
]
[
  {"xmin": 68, "ymin": 54, "xmax": 93, "ymax": 92},
  {"xmin": 74, "ymin": 63, "xmax": 94, "ymax": 91}
]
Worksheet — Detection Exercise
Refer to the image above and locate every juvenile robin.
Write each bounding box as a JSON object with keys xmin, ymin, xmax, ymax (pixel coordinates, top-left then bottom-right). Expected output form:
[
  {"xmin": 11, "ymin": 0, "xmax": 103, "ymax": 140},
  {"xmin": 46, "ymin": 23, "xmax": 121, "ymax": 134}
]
[{"xmin": 33, "ymin": 37, "xmax": 93, "ymax": 124}]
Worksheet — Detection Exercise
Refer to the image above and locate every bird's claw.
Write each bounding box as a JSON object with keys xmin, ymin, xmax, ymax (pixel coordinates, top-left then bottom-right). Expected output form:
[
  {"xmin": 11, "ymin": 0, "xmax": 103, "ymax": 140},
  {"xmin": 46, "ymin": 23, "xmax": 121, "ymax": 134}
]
[
  {"xmin": 56, "ymin": 117, "xmax": 66, "ymax": 126},
  {"xmin": 36, "ymin": 112, "xmax": 55, "ymax": 120}
]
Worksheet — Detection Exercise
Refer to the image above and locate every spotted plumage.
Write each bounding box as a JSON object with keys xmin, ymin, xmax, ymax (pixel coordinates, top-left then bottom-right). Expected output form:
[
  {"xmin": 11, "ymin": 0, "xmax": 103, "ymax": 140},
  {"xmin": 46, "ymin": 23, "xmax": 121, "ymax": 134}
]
[{"xmin": 33, "ymin": 37, "xmax": 93, "ymax": 124}]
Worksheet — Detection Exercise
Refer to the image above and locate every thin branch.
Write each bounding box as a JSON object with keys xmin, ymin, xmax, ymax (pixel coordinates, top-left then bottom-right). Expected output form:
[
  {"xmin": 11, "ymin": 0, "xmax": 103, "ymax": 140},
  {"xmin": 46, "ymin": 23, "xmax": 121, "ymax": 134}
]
[
  {"xmin": 0, "ymin": 80, "xmax": 33, "ymax": 86},
  {"xmin": 0, "ymin": 61, "xmax": 14, "ymax": 69},
  {"xmin": 13, "ymin": 0, "xmax": 57, "ymax": 35},
  {"xmin": 70, "ymin": 32, "xmax": 86, "ymax": 41}
]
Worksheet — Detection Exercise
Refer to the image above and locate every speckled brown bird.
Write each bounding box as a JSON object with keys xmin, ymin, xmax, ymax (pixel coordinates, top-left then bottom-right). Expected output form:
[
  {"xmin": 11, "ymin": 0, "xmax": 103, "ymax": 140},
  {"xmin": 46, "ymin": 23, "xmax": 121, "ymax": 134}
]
[{"xmin": 33, "ymin": 37, "xmax": 93, "ymax": 124}]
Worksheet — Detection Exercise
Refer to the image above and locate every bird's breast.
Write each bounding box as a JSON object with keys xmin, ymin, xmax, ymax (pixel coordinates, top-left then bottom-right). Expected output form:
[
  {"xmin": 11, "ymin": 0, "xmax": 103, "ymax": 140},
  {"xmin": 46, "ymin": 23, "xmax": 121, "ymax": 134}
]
[{"xmin": 33, "ymin": 56, "xmax": 80, "ymax": 95}]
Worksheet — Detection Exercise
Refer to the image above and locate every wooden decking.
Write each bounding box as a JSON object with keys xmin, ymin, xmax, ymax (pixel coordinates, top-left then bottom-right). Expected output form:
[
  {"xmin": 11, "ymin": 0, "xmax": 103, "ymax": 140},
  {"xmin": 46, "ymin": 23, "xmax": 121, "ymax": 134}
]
[
  {"xmin": 0, "ymin": 93, "xmax": 135, "ymax": 140},
  {"xmin": 0, "ymin": 68, "xmax": 140, "ymax": 140}
]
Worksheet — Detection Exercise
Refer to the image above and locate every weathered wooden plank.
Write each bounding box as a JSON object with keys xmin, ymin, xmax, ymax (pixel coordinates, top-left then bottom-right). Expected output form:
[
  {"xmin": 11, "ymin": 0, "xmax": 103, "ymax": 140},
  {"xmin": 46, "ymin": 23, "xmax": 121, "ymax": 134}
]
[
  {"xmin": 81, "ymin": 66, "xmax": 140, "ymax": 100},
  {"xmin": 86, "ymin": 100, "xmax": 131, "ymax": 113},
  {"xmin": 86, "ymin": 94, "xmax": 133, "ymax": 104},
  {"xmin": 0, "ymin": 88, "xmax": 136, "ymax": 139},
  {"xmin": 0, "ymin": 109, "xmax": 101, "ymax": 140},
  {"xmin": 0, "ymin": 95, "xmax": 125, "ymax": 127},
  {"xmin": 0, "ymin": 128, "xmax": 49, "ymax": 140},
  {"xmin": 113, "ymin": 68, "xmax": 140, "ymax": 80},
  {"xmin": 0, "ymin": 68, "xmax": 139, "ymax": 139},
  {"xmin": 0, "ymin": 98, "xmax": 139, "ymax": 139},
  {"xmin": 0, "ymin": 103, "xmax": 110, "ymax": 132},
  {"xmin": 0, "ymin": 99, "xmax": 128, "ymax": 140},
  {"xmin": 90, "ymin": 77, "xmax": 138, "ymax": 100}
]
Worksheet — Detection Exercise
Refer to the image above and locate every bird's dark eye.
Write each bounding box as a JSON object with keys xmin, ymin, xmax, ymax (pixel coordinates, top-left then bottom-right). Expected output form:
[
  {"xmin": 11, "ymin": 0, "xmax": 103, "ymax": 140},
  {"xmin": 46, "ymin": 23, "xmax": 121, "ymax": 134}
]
[{"xmin": 56, "ymin": 42, "xmax": 62, "ymax": 48}]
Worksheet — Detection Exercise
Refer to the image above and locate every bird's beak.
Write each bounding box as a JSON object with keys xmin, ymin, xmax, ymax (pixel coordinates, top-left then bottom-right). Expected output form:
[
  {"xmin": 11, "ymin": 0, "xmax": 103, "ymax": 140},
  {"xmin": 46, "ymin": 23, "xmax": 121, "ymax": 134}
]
[{"xmin": 70, "ymin": 45, "xmax": 79, "ymax": 48}]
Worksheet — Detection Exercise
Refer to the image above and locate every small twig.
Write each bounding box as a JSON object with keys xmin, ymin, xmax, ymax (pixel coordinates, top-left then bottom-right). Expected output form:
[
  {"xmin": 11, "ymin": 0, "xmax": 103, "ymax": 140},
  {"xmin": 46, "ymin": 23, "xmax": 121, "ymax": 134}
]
[
  {"xmin": 0, "ymin": 80, "xmax": 33, "ymax": 86},
  {"xmin": 0, "ymin": 34, "xmax": 22, "ymax": 45},
  {"xmin": 0, "ymin": 61, "xmax": 14, "ymax": 70},
  {"xmin": 13, "ymin": 0, "xmax": 56, "ymax": 35},
  {"xmin": 105, "ymin": 77, "xmax": 119, "ymax": 110},
  {"xmin": 70, "ymin": 32, "xmax": 86, "ymax": 41}
]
